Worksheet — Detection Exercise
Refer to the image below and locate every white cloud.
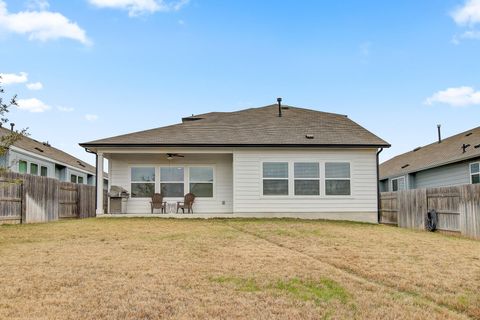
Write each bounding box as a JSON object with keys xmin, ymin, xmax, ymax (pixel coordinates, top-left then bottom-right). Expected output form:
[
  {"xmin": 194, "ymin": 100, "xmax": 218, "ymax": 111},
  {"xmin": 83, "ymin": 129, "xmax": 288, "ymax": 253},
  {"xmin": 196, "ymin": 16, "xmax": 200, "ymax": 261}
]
[
  {"xmin": 16, "ymin": 98, "xmax": 52, "ymax": 112},
  {"xmin": 0, "ymin": 72, "xmax": 28, "ymax": 85},
  {"xmin": 451, "ymin": 1, "xmax": 480, "ymax": 43},
  {"xmin": 57, "ymin": 106, "xmax": 74, "ymax": 112},
  {"xmin": 0, "ymin": 0, "xmax": 91, "ymax": 45},
  {"xmin": 88, "ymin": 0, "xmax": 189, "ymax": 16},
  {"xmin": 85, "ymin": 114, "xmax": 99, "ymax": 121},
  {"xmin": 26, "ymin": 82, "xmax": 43, "ymax": 90},
  {"xmin": 451, "ymin": 0, "xmax": 480, "ymax": 26},
  {"xmin": 26, "ymin": 0, "xmax": 50, "ymax": 11},
  {"xmin": 425, "ymin": 86, "xmax": 480, "ymax": 107}
]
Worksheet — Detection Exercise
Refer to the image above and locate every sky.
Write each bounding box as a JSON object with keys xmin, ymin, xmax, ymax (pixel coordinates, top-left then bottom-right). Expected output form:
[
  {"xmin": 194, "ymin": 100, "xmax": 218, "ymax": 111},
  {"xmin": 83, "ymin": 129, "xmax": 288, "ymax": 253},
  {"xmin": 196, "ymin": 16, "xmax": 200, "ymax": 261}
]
[{"xmin": 1, "ymin": 0, "xmax": 480, "ymax": 167}]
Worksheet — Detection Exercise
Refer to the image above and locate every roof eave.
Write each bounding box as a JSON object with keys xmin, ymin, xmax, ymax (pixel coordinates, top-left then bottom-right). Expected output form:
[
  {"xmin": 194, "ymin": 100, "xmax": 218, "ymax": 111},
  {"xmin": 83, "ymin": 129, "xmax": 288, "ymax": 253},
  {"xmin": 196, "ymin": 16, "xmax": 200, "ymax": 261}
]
[
  {"xmin": 80, "ymin": 143, "xmax": 391, "ymax": 149},
  {"xmin": 379, "ymin": 152, "xmax": 480, "ymax": 180}
]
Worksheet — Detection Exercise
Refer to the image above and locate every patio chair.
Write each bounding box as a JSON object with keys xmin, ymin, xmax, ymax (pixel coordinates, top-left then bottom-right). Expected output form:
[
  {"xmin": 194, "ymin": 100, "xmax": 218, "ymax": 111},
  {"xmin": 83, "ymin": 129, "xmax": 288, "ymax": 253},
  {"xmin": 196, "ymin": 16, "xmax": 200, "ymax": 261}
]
[
  {"xmin": 150, "ymin": 193, "xmax": 166, "ymax": 214},
  {"xmin": 177, "ymin": 193, "xmax": 195, "ymax": 213}
]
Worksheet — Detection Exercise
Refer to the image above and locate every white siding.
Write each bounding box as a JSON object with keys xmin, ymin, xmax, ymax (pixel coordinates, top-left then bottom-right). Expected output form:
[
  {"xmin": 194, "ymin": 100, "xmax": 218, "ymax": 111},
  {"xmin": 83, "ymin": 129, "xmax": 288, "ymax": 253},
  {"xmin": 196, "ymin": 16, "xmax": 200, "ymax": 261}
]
[
  {"xmin": 109, "ymin": 153, "xmax": 233, "ymax": 214},
  {"xmin": 233, "ymin": 148, "xmax": 378, "ymax": 222}
]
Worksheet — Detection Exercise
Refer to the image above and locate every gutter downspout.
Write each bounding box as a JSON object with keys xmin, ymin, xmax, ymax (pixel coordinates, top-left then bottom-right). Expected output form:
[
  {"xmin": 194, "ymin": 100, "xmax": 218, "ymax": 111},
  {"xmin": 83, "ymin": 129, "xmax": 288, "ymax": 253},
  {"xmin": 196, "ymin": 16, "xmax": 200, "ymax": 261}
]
[
  {"xmin": 84, "ymin": 148, "xmax": 98, "ymax": 211},
  {"xmin": 376, "ymin": 147, "xmax": 384, "ymax": 224}
]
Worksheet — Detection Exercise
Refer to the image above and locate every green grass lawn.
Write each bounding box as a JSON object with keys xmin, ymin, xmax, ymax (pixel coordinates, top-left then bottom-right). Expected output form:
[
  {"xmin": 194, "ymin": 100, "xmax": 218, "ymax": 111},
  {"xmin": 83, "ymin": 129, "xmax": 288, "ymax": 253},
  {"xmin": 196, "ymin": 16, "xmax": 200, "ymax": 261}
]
[{"xmin": 0, "ymin": 218, "xmax": 479, "ymax": 319}]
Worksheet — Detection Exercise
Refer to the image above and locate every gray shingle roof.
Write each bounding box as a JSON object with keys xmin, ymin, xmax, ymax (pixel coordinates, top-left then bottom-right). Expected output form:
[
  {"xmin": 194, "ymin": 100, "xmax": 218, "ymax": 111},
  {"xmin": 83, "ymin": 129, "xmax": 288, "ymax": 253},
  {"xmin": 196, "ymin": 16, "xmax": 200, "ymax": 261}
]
[
  {"xmin": 380, "ymin": 126, "xmax": 480, "ymax": 179},
  {"xmin": 1, "ymin": 127, "xmax": 97, "ymax": 174},
  {"xmin": 80, "ymin": 105, "xmax": 389, "ymax": 148}
]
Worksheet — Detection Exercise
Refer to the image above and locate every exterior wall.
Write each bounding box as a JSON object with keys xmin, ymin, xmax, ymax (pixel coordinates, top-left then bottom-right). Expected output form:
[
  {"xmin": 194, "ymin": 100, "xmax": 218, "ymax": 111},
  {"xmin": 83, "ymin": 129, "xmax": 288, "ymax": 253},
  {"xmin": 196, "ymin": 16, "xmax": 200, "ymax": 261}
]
[
  {"xmin": 233, "ymin": 148, "xmax": 379, "ymax": 223},
  {"xmin": 7, "ymin": 148, "xmax": 56, "ymax": 178},
  {"xmin": 66, "ymin": 167, "xmax": 89, "ymax": 185},
  {"xmin": 108, "ymin": 153, "xmax": 233, "ymax": 214},
  {"xmin": 414, "ymin": 161, "xmax": 471, "ymax": 189},
  {"xmin": 380, "ymin": 157, "xmax": 480, "ymax": 190},
  {"xmin": 6, "ymin": 148, "xmax": 96, "ymax": 185},
  {"xmin": 381, "ymin": 174, "xmax": 408, "ymax": 192}
]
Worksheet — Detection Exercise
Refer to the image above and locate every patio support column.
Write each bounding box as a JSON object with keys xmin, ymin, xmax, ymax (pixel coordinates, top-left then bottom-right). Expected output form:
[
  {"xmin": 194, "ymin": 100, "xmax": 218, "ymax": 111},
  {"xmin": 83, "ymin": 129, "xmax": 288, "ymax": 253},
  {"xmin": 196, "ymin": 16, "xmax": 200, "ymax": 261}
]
[{"xmin": 96, "ymin": 153, "xmax": 105, "ymax": 215}]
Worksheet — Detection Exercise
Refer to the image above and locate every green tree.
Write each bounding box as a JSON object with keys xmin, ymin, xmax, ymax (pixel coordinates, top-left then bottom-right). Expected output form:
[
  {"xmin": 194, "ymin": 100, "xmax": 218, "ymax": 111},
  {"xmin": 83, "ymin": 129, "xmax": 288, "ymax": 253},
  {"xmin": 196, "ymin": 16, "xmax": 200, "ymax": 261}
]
[{"xmin": 0, "ymin": 77, "xmax": 28, "ymax": 172}]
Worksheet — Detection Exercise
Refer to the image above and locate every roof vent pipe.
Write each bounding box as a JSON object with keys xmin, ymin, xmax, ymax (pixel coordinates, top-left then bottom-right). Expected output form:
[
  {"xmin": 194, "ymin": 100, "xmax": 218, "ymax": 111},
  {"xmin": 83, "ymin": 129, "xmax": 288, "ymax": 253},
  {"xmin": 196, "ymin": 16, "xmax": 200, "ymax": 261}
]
[
  {"xmin": 10, "ymin": 123, "xmax": 15, "ymax": 131},
  {"xmin": 277, "ymin": 97, "xmax": 282, "ymax": 117},
  {"xmin": 437, "ymin": 124, "xmax": 442, "ymax": 143}
]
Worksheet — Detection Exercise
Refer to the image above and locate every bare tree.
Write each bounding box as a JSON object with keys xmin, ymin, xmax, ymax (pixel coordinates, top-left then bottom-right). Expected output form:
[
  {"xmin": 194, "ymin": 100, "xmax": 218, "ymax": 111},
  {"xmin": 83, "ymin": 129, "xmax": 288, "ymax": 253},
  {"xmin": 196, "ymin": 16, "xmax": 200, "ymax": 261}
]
[{"xmin": 0, "ymin": 76, "xmax": 28, "ymax": 172}]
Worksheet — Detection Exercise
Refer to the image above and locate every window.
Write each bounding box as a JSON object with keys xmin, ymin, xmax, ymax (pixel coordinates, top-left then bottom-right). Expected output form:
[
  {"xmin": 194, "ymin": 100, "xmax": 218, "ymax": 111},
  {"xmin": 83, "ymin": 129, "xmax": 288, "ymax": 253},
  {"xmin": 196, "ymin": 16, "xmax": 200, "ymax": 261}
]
[
  {"xmin": 294, "ymin": 162, "xmax": 320, "ymax": 195},
  {"xmin": 30, "ymin": 163, "xmax": 38, "ymax": 175},
  {"xmin": 325, "ymin": 162, "xmax": 351, "ymax": 195},
  {"xmin": 471, "ymin": 162, "xmax": 480, "ymax": 184},
  {"xmin": 131, "ymin": 167, "xmax": 155, "ymax": 198},
  {"xmin": 71, "ymin": 174, "xmax": 77, "ymax": 183},
  {"xmin": 263, "ymin": 162, "xmax": 288, "ymax": 195},
  {"xmin": 189, "ymin": 167, "xmax": 214, "ymax": 197},
  {"xmin": 160, "ymin": 167, "xmax": 184, "ymax": 197},
  {"xmin": 391, "ymin": 176, "xmax": 406, "ymax": 192},
  {"xmin": 78, "ymin": 176, "xmax": 84, "ymax": 184},
  {"xmin": 19, "ymin": 160, "xmax": 27, "ymax": 174},
  {"xmin": 40, "ymin": 166, "xmax": 48, "ymax": 177}
]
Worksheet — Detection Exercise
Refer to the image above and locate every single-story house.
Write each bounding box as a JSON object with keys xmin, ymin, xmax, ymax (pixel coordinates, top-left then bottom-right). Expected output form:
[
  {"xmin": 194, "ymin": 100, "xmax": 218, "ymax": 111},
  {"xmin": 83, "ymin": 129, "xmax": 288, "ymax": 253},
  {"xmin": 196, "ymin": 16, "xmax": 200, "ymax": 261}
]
[
  {"xmin": 380, "ymin": 126, "xmax": 480, "ymax": 191},
  {"xmin": 80, "ymin": 103, "xmax": 390, "ymax": 223},
  {"xmin": 0, "ymin": 126, "xmax": 108, "ymax": 186}
]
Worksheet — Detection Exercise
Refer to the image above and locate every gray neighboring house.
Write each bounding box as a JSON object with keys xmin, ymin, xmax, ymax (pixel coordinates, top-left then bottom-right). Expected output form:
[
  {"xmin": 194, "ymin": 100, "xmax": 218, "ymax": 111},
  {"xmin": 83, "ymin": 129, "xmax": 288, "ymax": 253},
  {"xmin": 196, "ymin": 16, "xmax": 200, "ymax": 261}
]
[
  {"xmin": 380, "ymin": 126, "xmax": 480, "ymax": 192},
  {"xmin": 0, "ymin": 127, "xmax": 107, "ymax": 186}
]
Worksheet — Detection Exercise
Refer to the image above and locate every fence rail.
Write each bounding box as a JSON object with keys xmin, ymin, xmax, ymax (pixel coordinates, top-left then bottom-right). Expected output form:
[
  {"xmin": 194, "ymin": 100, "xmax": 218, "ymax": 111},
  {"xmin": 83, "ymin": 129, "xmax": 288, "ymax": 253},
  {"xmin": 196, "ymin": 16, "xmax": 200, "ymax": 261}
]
[
  {"xmin": 380, "ymin": 184, "xmax": 480, "ymax": 239},
  {"xmin": 0, "ymin": 172, "xmax": 96, "ymax": 224}
]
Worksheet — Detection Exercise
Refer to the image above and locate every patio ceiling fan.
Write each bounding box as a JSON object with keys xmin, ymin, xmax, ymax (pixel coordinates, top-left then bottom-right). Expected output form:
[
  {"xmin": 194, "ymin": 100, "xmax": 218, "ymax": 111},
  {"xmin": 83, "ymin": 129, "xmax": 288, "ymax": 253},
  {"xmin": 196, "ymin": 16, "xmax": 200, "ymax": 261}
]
[{"xmin": 167, "ymin": 153, "xmax": 184, "ymax": 160}]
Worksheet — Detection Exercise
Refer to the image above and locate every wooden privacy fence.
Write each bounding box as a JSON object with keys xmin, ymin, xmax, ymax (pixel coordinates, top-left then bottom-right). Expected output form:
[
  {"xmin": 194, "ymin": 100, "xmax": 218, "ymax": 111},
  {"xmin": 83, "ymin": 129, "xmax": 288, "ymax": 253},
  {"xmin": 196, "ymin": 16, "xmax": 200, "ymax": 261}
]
[
  {"xmin": 380, "ymin": 184, "xmax": 480, "ymax": 239},
  {"xmin": 0, "ymin": 172, "xmax": 96, "ymax": 224}
]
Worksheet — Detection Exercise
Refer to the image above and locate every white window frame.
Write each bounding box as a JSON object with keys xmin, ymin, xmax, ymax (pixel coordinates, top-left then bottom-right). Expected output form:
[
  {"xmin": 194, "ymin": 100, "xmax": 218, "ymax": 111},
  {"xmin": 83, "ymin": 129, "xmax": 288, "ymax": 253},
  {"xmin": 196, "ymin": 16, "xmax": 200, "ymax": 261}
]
[
  {"xmin": 391, "ymin": 176, "xmax": 406, "ymax": 192},
  {"xmin": 261, "ymin": 162, "xmax": 289, "ymax": 196},
  {"xmin": 470, "ymin": 162, "xmax": 480, "ymax": 184},
  {"xmin": 260, "ymin": 160, "xmax": 353, "ymax": 198},
  {"xmin": 324, "ymin": 162, "xmax": 351, "ymax": 196},
  {"xmin": 293, "ymin": 162, "xmax": 320, "ymax": 196},
  {"xmin": 159, "ymin": 166, "xmax": 186, "ymax": 199},
  {"xmin": 130, "ymin": 166, "xmax": 156, "ymax": 198},
  {"xmin": 189, "ymin": 166, "xmax": 215, "ymax": 198}
]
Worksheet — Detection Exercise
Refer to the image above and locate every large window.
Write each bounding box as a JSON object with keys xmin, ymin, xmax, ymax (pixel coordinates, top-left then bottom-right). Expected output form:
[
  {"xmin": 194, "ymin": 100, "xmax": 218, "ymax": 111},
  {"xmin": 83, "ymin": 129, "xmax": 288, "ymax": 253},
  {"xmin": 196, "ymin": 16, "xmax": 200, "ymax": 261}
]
[
  {"xmin": 71, "ymin": 174, "xmax": 77, "ymax": 183},
  {"xmin": 18, "ymin": 160, "xmax": 27, "ymax": 174},
  {"xmin": 391, "ymin": 176, "xmax": 406, "ymax": 192},
  {"xmin": 294, "ymin": 162, "xmax": 320, "ymax": 195},
  {"xmin": 189, "ymin": 167, "xmax": 213, "ymax": 197},
  {"xmin": 30, "ymin": 163, "xmax": 38, "ymax": 176},
  {"xmin": 78, "ymin": 176, "xmax": 84, "ymax": 184},
  {"xmin": 325, "ymin": 162, "xmax": 351, "ymax": 195},
  {"xmin": 40, "ymin": 166, "xmax": 48, "ymax": 177},
  {"xmin": 131, "ymin": 167, "xmax": 155, "ymax": 198},
  {"xmin": 160, "ymin": 167, "xmax": 184, "ymax": 197},
  {"xmin": 263, "ymin": 162, "xmax": 289, "ymax": 195},
  {"xmin": 471, "ymin": 162, "xmax": 480, "ymax": 184}
]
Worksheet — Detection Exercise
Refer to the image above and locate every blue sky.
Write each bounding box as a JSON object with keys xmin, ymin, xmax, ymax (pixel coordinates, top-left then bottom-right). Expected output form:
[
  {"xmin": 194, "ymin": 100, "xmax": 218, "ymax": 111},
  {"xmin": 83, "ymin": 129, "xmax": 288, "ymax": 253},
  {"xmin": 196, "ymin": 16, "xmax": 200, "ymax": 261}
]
[{"xmin": 1, "ymin": 0, "xmax": 480, "ymax": 166}]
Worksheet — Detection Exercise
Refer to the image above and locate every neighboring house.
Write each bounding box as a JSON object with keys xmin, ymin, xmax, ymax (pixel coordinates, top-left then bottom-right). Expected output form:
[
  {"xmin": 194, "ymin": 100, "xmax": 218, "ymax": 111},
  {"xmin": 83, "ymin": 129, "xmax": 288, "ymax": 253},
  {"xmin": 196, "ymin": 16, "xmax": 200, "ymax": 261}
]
[
  {"xmin": 379, "ymin": 126, "xmax": 480, "ymax": 192},
  {"xmin": 80, "ymin": 104, "xmax": 389, "ymax": 222},
  {"xmin": 0, "ymin": 127, "xmax": 107, "ymax": 187}
]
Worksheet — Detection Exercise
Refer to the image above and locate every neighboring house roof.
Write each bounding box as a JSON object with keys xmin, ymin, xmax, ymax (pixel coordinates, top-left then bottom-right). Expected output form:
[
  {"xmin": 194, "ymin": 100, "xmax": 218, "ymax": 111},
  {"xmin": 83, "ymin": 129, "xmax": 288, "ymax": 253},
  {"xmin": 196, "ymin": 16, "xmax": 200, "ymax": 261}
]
[
  {"xmin": 0, "ymin": 127, "xmax": 98, "ymax": 175},
  {"xmin": 80, "ymin": 105, "xmax": 389, "ymax": 148},
  {"xmin": 380, "ymin": 126, "xmax": 480, "ymax": 179}
]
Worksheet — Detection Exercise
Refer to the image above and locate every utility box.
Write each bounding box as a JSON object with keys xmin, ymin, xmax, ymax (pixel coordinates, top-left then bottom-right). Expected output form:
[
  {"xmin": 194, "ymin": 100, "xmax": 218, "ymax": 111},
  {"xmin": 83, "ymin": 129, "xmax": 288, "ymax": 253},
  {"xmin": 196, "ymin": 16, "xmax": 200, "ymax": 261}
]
[{"xmin": 108, "ymin": 186, "xmax": 129, "ymax": 214}]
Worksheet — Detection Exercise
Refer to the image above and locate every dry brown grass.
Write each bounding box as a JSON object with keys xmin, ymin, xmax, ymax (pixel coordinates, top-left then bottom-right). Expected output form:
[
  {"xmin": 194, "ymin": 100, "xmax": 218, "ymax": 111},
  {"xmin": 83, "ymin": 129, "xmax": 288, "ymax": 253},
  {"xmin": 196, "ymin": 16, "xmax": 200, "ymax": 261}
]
[{"xmin": 0, "ymin": 218, "xmax": 478, "ymax": 320}]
